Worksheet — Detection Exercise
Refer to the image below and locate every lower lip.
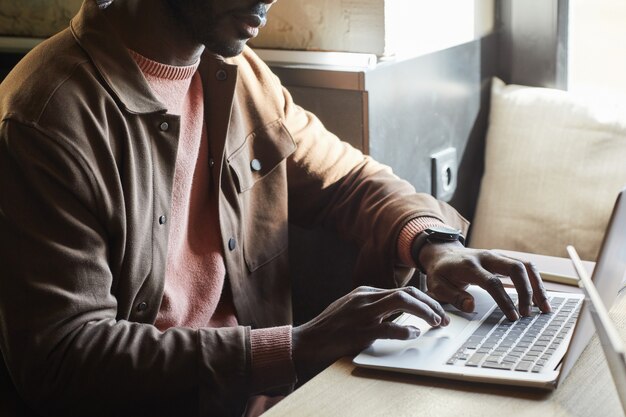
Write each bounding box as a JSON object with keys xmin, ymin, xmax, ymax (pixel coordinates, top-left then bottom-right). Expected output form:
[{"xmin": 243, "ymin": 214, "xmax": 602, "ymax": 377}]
[{"xmin": 241, "ymin": 24, "xmax": 259, "ymax": 38}]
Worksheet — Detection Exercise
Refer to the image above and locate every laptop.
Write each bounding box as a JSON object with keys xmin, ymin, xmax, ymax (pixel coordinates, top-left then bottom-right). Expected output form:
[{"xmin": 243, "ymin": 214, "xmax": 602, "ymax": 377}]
[
  {"xmin": 568, "ymin": 245, "xmax": 626, "ymax": 412},
  {"xmin": 353, "ymin": 187, "xmax": 626, "ymax": 389}
]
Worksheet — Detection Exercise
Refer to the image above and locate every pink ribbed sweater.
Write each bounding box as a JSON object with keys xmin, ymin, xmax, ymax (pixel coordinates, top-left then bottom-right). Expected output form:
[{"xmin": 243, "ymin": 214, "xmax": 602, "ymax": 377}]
[{"xmin": 130, "ymin": 51, "xmax": 293, "ymax": 390}]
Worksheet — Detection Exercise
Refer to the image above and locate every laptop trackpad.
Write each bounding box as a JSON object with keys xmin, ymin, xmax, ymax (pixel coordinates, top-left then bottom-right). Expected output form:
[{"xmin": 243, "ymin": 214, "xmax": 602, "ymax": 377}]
[{"xmin": 357, "ymin": 286, "xmax": 497, "ymax": 367}]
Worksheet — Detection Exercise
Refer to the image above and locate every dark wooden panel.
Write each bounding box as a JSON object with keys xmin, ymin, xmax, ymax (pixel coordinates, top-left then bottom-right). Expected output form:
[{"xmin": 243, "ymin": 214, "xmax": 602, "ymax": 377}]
[{"xmin": 285, "ymin": 86, "xmax": 367, "ymax": 151}]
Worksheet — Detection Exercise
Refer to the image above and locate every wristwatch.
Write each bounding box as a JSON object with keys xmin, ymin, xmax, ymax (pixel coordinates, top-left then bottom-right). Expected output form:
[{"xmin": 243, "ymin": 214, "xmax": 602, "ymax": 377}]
[{"xmin": 410, "ymin": 225, "xmax": 465, "ymax": 274}]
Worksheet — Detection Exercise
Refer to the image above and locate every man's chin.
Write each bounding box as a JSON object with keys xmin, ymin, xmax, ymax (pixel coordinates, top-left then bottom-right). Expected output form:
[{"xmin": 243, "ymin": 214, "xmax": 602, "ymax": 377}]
[{"xmin": 205, "ymin": 39, "xmax": 247, "ymax": 58}]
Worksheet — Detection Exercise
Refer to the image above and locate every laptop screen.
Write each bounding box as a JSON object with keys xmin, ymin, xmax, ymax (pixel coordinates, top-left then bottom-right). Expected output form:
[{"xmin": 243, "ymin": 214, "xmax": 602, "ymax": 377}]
[
  {"xmin": 559, "ymin": 188, "xmax": 626, "ymax": 383},
  {"xmin": 568, "ymin": 245, "xmax": 626, "ymax": 413}
]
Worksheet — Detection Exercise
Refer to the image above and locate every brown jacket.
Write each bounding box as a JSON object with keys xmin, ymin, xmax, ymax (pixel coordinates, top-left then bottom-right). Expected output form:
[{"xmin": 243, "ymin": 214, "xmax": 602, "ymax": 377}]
[{"xmin": 0, "ymin": 1, "xmax": 468, "ymax": 416}]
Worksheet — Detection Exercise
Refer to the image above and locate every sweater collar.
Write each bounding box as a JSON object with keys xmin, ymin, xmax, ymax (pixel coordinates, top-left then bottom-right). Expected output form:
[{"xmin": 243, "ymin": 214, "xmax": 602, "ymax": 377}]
[{"xmin": 129, "ymin": 50, "xmax": 199, "ymax": 81}]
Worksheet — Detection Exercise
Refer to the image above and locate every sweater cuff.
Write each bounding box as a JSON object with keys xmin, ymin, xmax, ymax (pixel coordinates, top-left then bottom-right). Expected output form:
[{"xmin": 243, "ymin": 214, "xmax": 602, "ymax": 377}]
[
  {"xmin": 397, "ymin": 217, "xmax": 447, "ymax": 267},
  {"xmin": 250, "ymin": 326, "xmax": 296, "ymax": 393}
]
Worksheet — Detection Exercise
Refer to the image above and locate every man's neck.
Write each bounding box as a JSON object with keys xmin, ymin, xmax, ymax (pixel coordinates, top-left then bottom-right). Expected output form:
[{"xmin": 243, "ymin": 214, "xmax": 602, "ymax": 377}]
[{"xmin": 102, "ymin": 0, "xmax": 205, "ymax": 66}]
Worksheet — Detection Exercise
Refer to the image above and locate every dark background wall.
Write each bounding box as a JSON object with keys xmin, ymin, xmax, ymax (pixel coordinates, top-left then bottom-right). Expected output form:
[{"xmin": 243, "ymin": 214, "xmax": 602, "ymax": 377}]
[{"xmin": 0, "ymin": 53, "xmax": 22, "ymax": 81}]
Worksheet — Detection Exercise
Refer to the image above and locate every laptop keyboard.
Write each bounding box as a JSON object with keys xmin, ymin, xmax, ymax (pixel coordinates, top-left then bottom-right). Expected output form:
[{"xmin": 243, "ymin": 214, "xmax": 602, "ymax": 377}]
[{"xmin": 446, "ymin": 295, "xmax": 582, "ymax": 373}]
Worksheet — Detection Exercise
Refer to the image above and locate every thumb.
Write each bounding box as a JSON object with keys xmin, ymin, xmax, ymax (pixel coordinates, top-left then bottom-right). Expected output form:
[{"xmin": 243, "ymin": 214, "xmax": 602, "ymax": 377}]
[
  {"xmin": 427, "ymin": 279, "xmax": 474, "ymax": 313},
  {"xmin": 369, "ymin": 322, "xmax": 421, "ymax": 341}
]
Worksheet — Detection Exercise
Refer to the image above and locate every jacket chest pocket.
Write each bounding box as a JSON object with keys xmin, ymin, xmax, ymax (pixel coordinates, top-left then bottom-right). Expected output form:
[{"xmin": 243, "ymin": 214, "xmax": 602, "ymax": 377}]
[{"xmin": 227, "ymin": 119, "xmax": 296, "ymax": 272}]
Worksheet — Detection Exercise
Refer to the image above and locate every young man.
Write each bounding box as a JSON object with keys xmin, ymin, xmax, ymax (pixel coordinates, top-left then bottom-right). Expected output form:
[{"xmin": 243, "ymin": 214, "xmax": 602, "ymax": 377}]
[{"xmin": 0, "ymin": 1, "xmax": 551, "ymax": 415}]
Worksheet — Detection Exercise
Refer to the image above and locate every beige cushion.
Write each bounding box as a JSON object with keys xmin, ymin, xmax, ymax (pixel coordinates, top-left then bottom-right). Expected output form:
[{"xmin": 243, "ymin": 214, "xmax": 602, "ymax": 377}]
[{"xmin": 470, "ymin": 78, "xmax": 626, "ymax": 261}]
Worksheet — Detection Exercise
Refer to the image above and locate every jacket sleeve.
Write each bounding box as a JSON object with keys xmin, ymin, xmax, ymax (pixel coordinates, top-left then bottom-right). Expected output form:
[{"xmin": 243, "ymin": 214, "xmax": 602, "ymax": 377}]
[
  {"xmin": 273, "ymin": 74, "xmax": 469, "ymax": 289},
  {"xmin": 0, "ymin": 119, "xmax": 251, "ymax": 417}
]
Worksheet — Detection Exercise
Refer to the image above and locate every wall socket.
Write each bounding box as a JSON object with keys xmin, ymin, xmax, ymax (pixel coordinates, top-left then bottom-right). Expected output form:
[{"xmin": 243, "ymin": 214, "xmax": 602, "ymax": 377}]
[{"xmin": 431, "ymin": 147, "xmax": 458, "ymax": 202}]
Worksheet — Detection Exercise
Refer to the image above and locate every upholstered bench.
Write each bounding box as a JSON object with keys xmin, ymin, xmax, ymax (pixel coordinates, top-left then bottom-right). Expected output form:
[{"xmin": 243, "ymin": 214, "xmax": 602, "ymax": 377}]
[{"xmin": 470, "ymin": 78, "xmax": 626, "ymax": 261}]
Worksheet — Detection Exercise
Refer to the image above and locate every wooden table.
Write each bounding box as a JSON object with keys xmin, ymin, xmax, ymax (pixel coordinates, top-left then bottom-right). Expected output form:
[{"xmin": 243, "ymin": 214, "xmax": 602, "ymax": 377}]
[{"xmin": 265, "ymin": 255, "xmax": 626, "ymax": 417}]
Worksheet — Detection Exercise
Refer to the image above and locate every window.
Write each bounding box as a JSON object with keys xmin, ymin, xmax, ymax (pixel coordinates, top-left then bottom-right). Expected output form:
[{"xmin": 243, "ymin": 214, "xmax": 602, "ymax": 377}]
[{"xmin": 569, "ymin": 0, "xmax": 626, "ymax": 99}]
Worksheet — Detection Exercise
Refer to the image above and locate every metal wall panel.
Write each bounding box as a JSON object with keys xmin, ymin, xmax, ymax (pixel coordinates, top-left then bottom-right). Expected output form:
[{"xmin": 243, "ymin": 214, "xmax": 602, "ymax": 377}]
[
  {"xmin": 365, "ymin": 41, "xmax": 482, "ymax": 197},
  {"xmin": 498, "ymin": 0, "xmax": 569, "ymax": 89}
]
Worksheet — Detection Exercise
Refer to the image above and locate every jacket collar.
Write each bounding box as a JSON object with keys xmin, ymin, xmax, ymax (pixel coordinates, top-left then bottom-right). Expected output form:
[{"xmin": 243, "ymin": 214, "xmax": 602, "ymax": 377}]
[
  {"xmin": 69, "ymin": 0, "xmax": 232, "ymax": 115},
  {"xmin": 70, "ymin": 0, "xmax": 166, "ymax": 114}
]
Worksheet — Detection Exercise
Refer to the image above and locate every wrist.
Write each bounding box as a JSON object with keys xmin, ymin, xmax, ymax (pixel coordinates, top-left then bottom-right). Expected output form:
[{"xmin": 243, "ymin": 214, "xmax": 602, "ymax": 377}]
[
  {"xmin": 418, "ymin": 240, "xmax": 464, "ymax": 273},
  {"xmin": 397, "ymin": 218, "xmax": 446, "ymax": 266},
  {"xmin": 410, "ymin": 226, "xmax": 465, "ymax": 273},
  {"xmin": 291, "ymin": 325, "xmax": 314, "ymax": 381},
  {"xmin": 250, "ymin": 326, "xmax": 296, "ymax": 392}
]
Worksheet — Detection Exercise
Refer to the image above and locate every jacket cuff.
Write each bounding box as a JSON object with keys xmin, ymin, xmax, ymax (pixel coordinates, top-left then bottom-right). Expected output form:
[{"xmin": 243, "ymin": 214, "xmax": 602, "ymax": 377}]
[
  {"xmin": 250, "ymin": 326, "xmax": 296, "ymax": 393},
  {"xmin": 397, "ymin": 217, "xmax": 447, "ymax": 266}
]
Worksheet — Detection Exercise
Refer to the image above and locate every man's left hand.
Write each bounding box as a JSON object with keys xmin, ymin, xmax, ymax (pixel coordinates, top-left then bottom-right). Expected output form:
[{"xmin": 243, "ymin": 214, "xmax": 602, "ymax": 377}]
[{"xmin": 418, "ymin": 241, "xmax": 552, "ymax": 320}]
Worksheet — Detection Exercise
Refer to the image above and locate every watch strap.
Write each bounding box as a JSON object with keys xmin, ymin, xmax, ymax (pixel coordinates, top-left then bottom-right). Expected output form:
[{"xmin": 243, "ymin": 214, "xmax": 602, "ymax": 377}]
[
  {"xmin": 397, "ymin": 218, "xmax": 447, "ymax": 267},
  {"xmin": 410, "ymin": 227, "xmax": 465, "ymax": 274},
  {"xmin": 410, "ymin": 231, "xmax": 432, "ymax": 274}
]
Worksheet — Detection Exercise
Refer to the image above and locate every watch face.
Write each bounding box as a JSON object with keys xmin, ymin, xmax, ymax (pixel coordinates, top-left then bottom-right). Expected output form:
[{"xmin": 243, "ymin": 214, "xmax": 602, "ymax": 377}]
[
  {"xmin": 426, "ymin": 226, "xmax": 462, "ymax": 241},
  {"xmin": 428, "ymin": 226, "xmax": 460, "ymax": 234}
]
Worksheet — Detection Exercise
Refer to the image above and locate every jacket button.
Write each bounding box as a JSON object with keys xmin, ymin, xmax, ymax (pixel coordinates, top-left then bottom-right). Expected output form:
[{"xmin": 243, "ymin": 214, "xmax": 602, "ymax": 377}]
[
  {"xmin": 160, "ymin": 121, "xmax": 169, "ymax": 131},
  {"xmin": 216, "ymin": 70, "xmax": 227, "ymax": 81},
  {"xmin": 209, "ymin": 158, "xmax": 215, "ymax": 168},
  {"xmin": 250, "ymin": 159, "xmax": 262, "ymax": 172},
  {"xmin": 137, "ymin": 302, "xmax": 148, "ymax": 312},
  {"xmin": 228, "ymin": 238, "xmax": 236, "ymax": 251},
  {"xmin": 159, "ymin": 215, "xmax": 167, "ymax": 225}
]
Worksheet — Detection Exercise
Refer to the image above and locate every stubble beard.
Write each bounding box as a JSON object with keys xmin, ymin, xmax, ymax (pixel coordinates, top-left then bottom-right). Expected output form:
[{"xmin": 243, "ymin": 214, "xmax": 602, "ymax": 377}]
[{"xmin": 165, "ymin": 0, "xmax": 245, "ymax": 57}]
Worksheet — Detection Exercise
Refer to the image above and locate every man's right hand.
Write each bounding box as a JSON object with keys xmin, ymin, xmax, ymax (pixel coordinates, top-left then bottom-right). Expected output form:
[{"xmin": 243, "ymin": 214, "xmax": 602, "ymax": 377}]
[{"xmin": 291, "ymin": 286, "xmax": 449, "ymax": 380}]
